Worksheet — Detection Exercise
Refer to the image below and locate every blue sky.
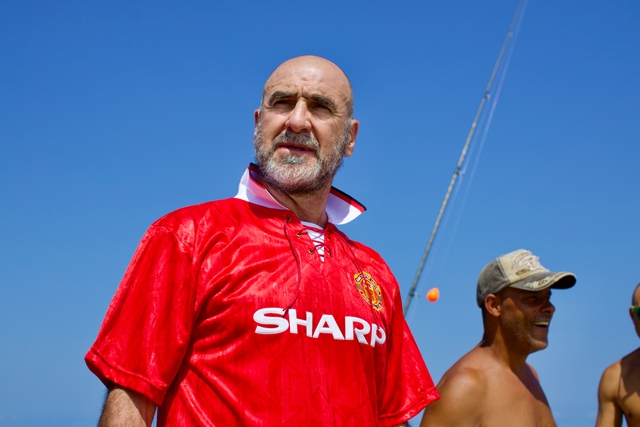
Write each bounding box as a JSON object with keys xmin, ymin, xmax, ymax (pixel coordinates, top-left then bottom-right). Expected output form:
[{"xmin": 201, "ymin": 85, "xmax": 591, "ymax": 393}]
[{"xmin": 1, "ymin": 1, "xmax": 638, "ymax": 426}]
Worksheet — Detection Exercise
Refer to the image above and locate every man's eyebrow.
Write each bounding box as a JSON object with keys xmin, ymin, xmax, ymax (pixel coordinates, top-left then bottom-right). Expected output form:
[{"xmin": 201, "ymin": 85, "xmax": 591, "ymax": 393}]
[
  {"xmin": 267, "ymin": 91, "xmax": 337, "ymax": 111},
  {"xmin": 310, "ymin": 94, "xmax": 337, "ymax": 111},
  {"xmin": 268, "ymin": 91, "xmax": 296, "ymax": 103}
]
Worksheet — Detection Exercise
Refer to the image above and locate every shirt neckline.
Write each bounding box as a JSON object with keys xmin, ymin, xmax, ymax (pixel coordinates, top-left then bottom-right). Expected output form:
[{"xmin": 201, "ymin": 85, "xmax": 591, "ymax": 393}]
[{"xmin": 234, "ymin": 163, "xmax": 366, "ymax": 226}]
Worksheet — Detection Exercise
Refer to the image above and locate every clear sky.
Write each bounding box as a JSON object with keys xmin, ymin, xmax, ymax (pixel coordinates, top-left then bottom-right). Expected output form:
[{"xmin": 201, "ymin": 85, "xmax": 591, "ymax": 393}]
[{"xmin": 1, "ymin": 1, "xmax": 639, "ymax": 426}]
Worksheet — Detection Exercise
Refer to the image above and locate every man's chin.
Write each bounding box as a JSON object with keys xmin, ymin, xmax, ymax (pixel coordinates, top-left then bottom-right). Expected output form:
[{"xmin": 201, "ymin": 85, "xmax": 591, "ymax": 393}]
[
  {"xmin": 260, "ymin": 166, "xmax": 324, "ymax": 195},
  {"xmin": 528, "ymin": 338, "xmax": 549, "ymax": 354}
]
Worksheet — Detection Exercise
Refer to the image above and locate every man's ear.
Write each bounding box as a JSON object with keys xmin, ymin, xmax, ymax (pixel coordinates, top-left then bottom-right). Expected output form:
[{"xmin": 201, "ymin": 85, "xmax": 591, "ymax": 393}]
[
  {"xmin": 484, "ymin": 294, "xmax": 502, "ymax": 318},
  {"xmin": 343, "ymin": 119, "xmax": 359, "ymax": 158},
  {"xmin": 253, "ymin": 109, "xmax": 260, "ymax": 139}
]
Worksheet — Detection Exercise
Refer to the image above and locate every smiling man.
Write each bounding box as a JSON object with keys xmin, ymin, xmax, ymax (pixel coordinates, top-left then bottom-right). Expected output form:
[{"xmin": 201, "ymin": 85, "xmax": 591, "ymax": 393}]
[
  {"xmin": 85, "ymin": 55, "xmax": 438, "ymax": 426},
  {"xmin": 420, "ymin": 249, "xmax": 576, "ymax": 427}
]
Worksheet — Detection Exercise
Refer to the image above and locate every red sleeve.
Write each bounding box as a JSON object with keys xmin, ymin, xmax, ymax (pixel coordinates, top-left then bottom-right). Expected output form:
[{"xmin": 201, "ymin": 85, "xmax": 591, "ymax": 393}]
[
  {"xmin": 85, "ymin": 225, "xmax": 197, "ymax": 406},
  {"xmin": 378, "ymin": 284, "xmax": 440, "ymax": 426}
]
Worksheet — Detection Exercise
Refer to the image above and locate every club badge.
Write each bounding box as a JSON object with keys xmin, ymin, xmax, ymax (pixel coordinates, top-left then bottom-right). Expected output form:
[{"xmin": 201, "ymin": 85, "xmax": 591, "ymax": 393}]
[{"xmin": 354, "ymin": 271, "xmax": 383, "ymax": 311}]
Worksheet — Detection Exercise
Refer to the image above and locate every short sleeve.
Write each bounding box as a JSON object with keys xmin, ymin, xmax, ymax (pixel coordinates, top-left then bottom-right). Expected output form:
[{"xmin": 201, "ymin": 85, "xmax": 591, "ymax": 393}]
[
  {"xmin": 378, "ymin": 287, "xmax": 440, "ymax": 426},
  {"xmin": 85, "ymin": 225, "xmax": 197, "ymax": 405}
]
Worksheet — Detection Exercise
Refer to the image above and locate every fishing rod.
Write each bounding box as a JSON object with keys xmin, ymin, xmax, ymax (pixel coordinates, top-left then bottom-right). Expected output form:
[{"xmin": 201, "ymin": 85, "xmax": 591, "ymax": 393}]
[{"xmin": 403, "ymin": 0, "xmax": 528, "ymax": 316}]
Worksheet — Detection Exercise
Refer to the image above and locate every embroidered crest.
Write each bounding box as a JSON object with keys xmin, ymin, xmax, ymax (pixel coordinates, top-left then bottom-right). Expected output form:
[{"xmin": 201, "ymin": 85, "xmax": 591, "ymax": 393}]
[{"xmin": 354, "ymin": 272, "xmax": 383, "ymax": 311}]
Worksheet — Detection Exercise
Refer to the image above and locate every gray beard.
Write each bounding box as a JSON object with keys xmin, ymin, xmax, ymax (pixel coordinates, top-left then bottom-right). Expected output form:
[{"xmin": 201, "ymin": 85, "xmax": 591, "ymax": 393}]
[{"xmin": 254, "ymin": 120, "xmax": 350, "ymax": 196}]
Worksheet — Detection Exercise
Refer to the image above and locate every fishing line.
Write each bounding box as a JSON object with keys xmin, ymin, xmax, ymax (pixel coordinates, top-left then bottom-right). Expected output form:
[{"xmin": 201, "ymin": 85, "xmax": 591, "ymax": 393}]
[
  {"xmin": 403, "ymin": 0, "xmax": 529, "ymax": 316},
  {"xmin": 429, "ymin": 0, "xmax": 528, "ymax": 293}
]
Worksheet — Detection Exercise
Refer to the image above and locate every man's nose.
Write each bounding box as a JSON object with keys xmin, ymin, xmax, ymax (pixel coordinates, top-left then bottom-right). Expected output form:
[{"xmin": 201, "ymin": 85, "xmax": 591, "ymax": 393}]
[
  {"xmin": 285, "ymin": 99, "xmax": 311, "ymax": 133},
  {"xmin": 543, "ymin": 300, "xmax": 555, "ymax": 315}
]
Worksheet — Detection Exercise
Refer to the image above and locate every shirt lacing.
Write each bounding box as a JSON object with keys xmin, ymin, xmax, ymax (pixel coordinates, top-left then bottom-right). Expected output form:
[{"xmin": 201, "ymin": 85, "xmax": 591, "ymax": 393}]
[{"xmin": 282, "ymin": 216, "xmax": 366, "ymax": 312}]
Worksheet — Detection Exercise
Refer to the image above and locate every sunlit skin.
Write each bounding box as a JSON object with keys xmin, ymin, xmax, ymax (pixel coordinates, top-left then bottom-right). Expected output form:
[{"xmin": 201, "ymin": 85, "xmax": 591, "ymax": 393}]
[
  {"xmin": 595, "ymin": 285, "xmax": 640, "ymax": 427},
  {"xmin": 253, "ymin": 55, "xmax": 359, "ymax": 227},
  {"xmin": 498, "ymin": 287, "xmax": 555, "ymax": 356},
  {"xmin": 420, "ymin": 287, "xmax": 557, "ymax": 427}
]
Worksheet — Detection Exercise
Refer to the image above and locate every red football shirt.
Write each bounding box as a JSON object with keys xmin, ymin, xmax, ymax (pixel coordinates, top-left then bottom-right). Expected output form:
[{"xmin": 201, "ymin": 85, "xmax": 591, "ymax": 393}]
[{"xmin": 86, "ymin": 165, "xmax": 438, "ymax": 426}]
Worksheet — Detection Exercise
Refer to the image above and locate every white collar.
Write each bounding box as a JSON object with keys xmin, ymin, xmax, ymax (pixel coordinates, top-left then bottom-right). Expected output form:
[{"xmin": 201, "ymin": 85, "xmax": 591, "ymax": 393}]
[{"xmin": 234, "ymin": 164, "xmax": 366, "ymax": 226}]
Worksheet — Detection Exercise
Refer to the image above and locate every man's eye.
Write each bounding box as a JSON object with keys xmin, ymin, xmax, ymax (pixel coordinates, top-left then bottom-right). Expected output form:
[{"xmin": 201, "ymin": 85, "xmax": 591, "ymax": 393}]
[{"xmin": 312, "ymin": 104, "xmax": 332, "ymax": 114}]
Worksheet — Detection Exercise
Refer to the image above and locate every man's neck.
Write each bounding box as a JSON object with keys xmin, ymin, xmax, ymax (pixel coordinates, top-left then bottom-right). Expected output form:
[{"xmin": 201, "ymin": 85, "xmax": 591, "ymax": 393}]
[
  {"xmin": 264, "ymin": 183, "xmax": 331, "ymax": 227},
  {"xmin": 624, "ymin": 346, "xmax": 640, "ymax": 361},
  {"xmin": 479, "ymin": 333, "xmax": 530, "ymax": 376}
]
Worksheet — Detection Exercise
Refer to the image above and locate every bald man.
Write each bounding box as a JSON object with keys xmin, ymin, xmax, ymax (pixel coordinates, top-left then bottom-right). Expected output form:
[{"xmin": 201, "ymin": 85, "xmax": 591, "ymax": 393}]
[
  {"xmin": 85, "ymin": 56, "xmax": 438, "ymax": 427},
  {"xmin": 595, "ymin": 283, "xmax": 640, "ymax": 427}
]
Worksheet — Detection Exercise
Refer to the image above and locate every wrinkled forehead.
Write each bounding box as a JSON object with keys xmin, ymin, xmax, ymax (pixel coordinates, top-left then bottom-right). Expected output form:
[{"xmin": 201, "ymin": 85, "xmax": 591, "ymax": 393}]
[{"xmin": 262, "ymin": 59, "xmax": 353, "ymax": 110}]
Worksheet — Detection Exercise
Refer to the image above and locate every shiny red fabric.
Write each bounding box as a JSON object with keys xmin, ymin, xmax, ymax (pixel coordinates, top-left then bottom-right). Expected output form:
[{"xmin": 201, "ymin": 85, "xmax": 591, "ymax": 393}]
[{"xmin": 85, "ymin": 198, "xmax": 438, "ymax": 426}]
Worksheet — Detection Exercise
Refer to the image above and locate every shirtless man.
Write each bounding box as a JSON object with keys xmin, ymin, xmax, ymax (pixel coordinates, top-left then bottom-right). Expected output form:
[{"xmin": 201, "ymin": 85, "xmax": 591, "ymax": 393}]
[
  {"xmin": 595, "ymin": 283, "xmax": 640, "ymax": 426},
  {"xmin": 420, "ymin": 249, "xmax": 576, "ymax": 427}
]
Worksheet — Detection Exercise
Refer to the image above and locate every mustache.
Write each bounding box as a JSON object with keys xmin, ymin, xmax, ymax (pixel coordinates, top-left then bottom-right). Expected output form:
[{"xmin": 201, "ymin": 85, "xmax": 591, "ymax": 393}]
[{"xmin": 272, "ymin": 130, "xmax": 319, "ymax": 154}]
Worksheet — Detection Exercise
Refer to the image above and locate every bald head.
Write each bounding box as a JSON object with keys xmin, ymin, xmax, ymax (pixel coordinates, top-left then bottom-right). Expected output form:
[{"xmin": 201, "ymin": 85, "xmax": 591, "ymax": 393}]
[
  {"xmin": 253, "ymin": 55, "xmax": 360, "ymax": 199},
  {"xmin": 633, "ymin": 283, "xmax": 640, "ymax": 306},
  {"xmin": 262, "ymin": 55, "xmax": 354, "ymax": 118}
]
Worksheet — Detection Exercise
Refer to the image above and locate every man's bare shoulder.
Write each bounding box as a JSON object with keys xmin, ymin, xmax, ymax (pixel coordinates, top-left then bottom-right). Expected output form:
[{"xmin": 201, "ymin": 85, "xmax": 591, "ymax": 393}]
[
  {"xmin": 440, "ymin": 359, "xmax": 490, "ymax": 396},
  {"xmin": 620, "ymin": 347, "xmax": 640, "ymax": 425},
  {"xmin": 440, "ymin": 346, "xmax": 499, "ymax": 387},
  {"xmin": 422, "ymin": 346, "xmax": 557, "ymax": 427},
  {"xmin": 596, "ymin": 357, "xmax": 624, "ymax": 427},
  {"xmin": 597, "ymin": 348, "xmax": 640, "ymax": 427},
  {"xmin": 440, "ymin": 347, "xmax": 495, "ymax": 388},
  {"xmin": 600, "ymin": 359, "xmax": 622, "ymax": 390},
  {"xmin": 600, "ymin": 348, "xmax": 640, "ymax": 393},
  {"xmin": 420, "ymin": 348, "xmax": 493, "ymax": 427}
]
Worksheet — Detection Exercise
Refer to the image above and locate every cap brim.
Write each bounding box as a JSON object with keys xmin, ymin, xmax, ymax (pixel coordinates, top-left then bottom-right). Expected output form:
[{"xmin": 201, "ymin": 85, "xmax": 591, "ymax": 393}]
[{"xmin": 510, "ymin": 271, "xmax": 576, "ymax": 292}]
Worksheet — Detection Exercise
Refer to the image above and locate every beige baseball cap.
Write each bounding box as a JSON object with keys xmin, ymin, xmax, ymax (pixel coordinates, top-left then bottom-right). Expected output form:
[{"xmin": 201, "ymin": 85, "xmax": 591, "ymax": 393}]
[{"xmin": 476, "ymin": 249, "xmax": 576, "ymax": 307}]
